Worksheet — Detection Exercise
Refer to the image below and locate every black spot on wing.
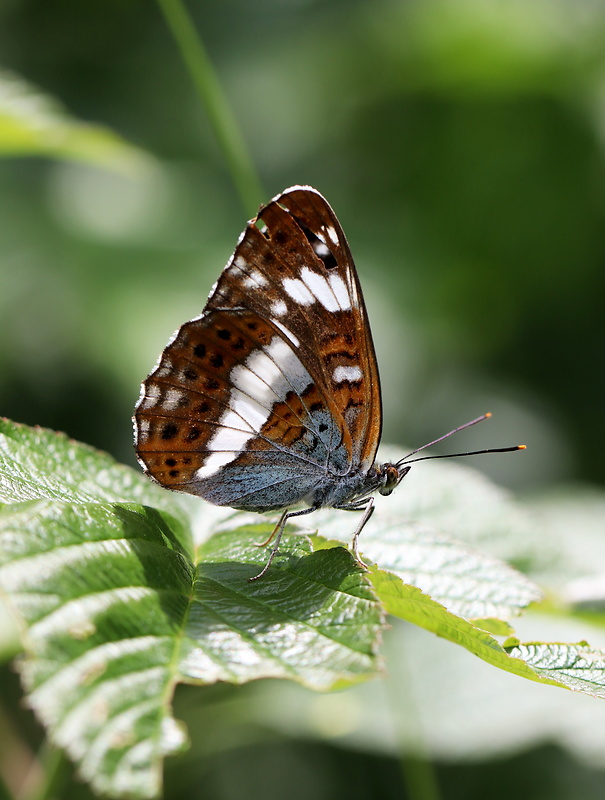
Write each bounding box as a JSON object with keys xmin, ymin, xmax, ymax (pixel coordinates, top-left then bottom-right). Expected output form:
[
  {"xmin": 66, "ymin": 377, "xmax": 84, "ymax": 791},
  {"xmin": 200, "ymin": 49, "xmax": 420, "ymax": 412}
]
[
  {"xmin": 161, "ymin": 423, "xmax": 179, "ymax": 440},
  {"xmin": 187, "ymin": 427, "xmax": 201, "ymax": 441}
]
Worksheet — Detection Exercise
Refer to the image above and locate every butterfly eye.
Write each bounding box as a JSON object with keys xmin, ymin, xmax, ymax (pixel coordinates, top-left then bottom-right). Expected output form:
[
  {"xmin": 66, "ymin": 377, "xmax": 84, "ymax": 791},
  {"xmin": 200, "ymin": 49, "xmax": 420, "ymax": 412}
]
[{"xmin": 379, "ymin": 464, "xmax": 403, "ymax": 496}]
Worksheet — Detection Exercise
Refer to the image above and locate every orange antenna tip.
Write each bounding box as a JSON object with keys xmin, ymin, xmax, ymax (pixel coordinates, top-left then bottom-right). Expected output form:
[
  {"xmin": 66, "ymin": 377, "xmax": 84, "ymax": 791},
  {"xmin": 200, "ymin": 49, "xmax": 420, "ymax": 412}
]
[
  {"xmin": 485, "ymin": 412, "xmax": 492, "ymax": 418},
  {"xmin": 518, "ymin": 444, "xmax": 527, "ymax": 450}
]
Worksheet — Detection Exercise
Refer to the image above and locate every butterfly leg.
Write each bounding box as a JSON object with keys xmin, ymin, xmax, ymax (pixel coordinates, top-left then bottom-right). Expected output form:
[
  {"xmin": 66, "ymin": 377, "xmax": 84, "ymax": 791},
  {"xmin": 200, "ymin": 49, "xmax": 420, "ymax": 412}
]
[
  {"xmin": 248, "ymin": 506, "xmax": 319, "ymax": 582},
  {"xmin": 254, "ymin": 509, "xmax": 288, "ymax": 548},
  {"xmin": 336, "ymin": 497, "xmax": 375, "ymax": 570}
]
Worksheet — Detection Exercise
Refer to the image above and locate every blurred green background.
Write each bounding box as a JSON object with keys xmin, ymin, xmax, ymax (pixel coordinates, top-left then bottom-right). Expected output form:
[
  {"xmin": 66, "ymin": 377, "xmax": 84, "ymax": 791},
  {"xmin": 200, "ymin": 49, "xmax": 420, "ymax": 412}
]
[{"xmin": 2, "ymin": 0, "xmax": 605, "ymax": 798}]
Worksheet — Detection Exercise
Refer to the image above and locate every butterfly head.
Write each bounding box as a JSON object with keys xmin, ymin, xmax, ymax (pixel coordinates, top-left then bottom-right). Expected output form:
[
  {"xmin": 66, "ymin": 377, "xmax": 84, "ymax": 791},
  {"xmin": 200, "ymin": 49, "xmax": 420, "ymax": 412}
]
[{"xmin": 376, "ymin": 463, "xmax": 411, "ymax": 497}]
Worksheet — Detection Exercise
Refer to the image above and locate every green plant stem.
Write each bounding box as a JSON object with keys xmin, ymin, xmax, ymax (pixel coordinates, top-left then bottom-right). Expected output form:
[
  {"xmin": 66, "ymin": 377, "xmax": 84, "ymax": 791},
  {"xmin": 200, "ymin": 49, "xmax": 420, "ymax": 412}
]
[
  {"xmin": 156, "ymin": 0, "xmax": 264, "ymax": 215},
  {"xmin": 400, "ymin": 754, "xmax": 442, "ymax": 800}
]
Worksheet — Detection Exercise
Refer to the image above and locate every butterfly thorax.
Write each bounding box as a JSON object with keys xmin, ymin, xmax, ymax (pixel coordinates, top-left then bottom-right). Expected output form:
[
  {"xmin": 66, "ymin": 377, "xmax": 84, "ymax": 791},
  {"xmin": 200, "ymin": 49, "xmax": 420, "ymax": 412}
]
[
  {"xmin": 305, "ymin": 461, "xmax": 409, "ymax": 510},
  {"xmin": 306, "ymin": 469, "xmax": 376, "ymax": 509}
]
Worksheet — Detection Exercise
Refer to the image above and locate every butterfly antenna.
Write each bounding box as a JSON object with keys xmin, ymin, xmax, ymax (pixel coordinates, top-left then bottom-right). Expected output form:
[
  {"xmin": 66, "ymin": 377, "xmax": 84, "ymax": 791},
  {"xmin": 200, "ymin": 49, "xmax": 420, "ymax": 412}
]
[{"xmin": 396, "ymin": 413, "xmax": 525, "ymax": 467}]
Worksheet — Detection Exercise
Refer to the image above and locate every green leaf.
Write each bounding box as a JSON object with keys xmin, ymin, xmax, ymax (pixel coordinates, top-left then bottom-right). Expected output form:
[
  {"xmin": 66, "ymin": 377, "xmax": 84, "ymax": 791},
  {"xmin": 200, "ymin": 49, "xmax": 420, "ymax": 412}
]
[
  {"xmin": 373, "ymin": 567, "xmax": 605, "ymax": 696},
  {"xmin": 0, "ymin": 426, "xmax": 385, "ymax": 800},
  {"xmin": 370, "ymin": 566, "xmax": 550, "ymax": 681},
  {"xmin": 5, "ymin": 422, "xmax": 605, "ymax": 797},
  {"xmin": 371, "ymin": 514, "xmax": 540, "ymax": 619},
  {"xmin": 0, "ymin": 501, "xmax": 192, "ymax": 798},
  {"xmin": 0, "ymin": 71, "xmax": 151, "ymax": 173},
  {"xmin": 188, "ymin": 527, "xmax": 384, "ymax": 687},
  {"xmin": 506, "ymin": 642, "xmax": 605, "ymax": 698}
]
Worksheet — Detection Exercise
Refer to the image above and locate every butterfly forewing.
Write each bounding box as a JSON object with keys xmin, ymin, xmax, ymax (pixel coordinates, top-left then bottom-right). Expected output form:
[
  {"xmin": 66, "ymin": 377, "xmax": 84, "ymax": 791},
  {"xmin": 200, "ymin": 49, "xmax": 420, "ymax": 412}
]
[
  {"xmin": 210, "ymin": 187, "xmax": 382, "ymax": 466},
  {"xmin": 134, "ymin": 186, "xmax": 382, "ymax": 511},
  {"xmin": 275, "ymin": 188, "xmax": 382, "ymax": 468}
]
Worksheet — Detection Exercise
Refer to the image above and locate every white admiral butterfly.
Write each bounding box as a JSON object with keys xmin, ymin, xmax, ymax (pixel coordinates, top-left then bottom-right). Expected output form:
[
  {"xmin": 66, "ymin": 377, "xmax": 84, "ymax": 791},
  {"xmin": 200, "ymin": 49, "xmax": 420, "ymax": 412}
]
[{"xmin": 134, "ymin": 186, "xmax": 523, "ymax": 579}]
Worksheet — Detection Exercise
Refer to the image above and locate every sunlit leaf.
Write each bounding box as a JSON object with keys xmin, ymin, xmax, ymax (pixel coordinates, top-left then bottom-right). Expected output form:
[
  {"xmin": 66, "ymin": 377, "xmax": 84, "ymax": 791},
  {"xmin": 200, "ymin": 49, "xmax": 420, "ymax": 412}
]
[
  {"xmin": 4, "ymin": 421, "xmax": 605, "ymax": 798},
  {"xmin": 506, "ymin": 641, "xmax": 605, "ymax": 698},
  {"xmin": 371, "ymin": 567, "xmax": 546, "ymax": 679},
  {"xmin": 0, "ymin": 424, "xmax": 385, "ymax": 797},
  {"xmin": 373, "ymin": 568, "xmax": 605, "ymax": 699}
]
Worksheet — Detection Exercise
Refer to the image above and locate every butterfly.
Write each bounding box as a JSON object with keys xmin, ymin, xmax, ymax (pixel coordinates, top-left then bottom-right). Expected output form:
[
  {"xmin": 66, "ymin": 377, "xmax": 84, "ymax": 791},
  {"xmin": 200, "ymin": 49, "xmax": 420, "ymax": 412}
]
[{"xmin": 134, "ymin": 186, "xmax": 523, "ymax": 580}]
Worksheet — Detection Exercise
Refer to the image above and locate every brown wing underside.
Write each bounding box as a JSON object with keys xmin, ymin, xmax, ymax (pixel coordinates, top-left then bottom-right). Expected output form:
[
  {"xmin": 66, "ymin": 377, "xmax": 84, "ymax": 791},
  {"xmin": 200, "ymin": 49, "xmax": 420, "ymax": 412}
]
[
  {"xmin": 134, "ymin": 186, "xmax": 382, "ymax": 493},
  {"xmin": 207, "ymin": 186, "xmax": 382, "ymax": 470}
]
